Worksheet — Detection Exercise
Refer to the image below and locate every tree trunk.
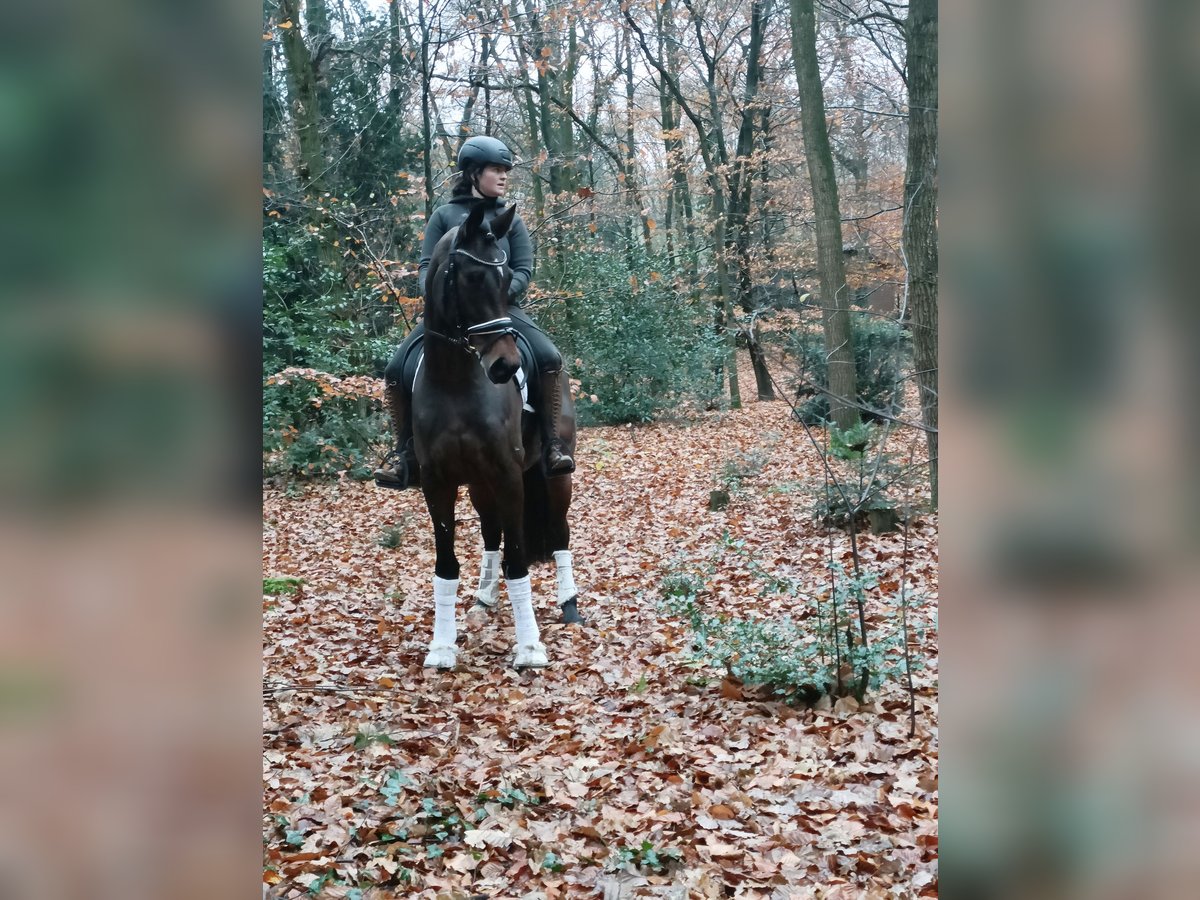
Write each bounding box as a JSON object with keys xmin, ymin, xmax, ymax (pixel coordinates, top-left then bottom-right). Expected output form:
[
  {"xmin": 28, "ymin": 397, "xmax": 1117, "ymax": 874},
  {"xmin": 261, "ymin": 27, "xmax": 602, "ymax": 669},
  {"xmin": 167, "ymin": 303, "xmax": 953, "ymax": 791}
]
[
  {"xmin": 263, "ymin": 7, "xmax": 285, "ymax": 185},
  {"xmin": 525, "ymin": 0, "xmax": 577, "ymax": 197},
  {"xmin": 458, "ymin": 35, "xmax": 493, "ymax": 139},
  {"xmin": 277, "ymin": 0, "xmax": 345, "ymax": 283},
  {"xmin": 682, "ymin": 0, "xmax": 739, "ymax": 408},
  {"xmin": 510, "ymin": 0, "xmax": 547, "ymax": 222},
  {"xmin": 903, "ymin": 0, "xmax": 938, "ymax": 505},
  {"xmin": 559, "ymin": 23, "xmax": 579, "ymax": 193},
  {"xmin": 759, "ymin": 104, "xmax": 774, "ymax": 260},
  {"xmin": 790, "ymin": 0, "xmax": 858, "ymax": 429},
  {"xmin": 657, "ymin": 0, "xmax": 700, "ymax": 293},
  {"xmin": 833, "ymin": 27, "xmax": 869, "ymax": 200},
  {"xmin": 730, "ymin": 0, "xmax": 775, "ymax": 400},
  {"xmin": 278, "ymin": 0, "xmax": 326, "ymax": 194},
  {"xmin": 304, "ymin": 0, "xmax": 336, "ymax": 125},
  {"xmin": 625, "ymin": 1, "xmax": 738, "ymax": 407},
  {"xmin": 418, "ymin": 0, "xmax": 435, "ymax": 219},
  {"xmin": 387, "ymin": 0, "xmax": 405, "ymax": 121},
  {"xmin": 623, "ymin": 26, "xmax": 651, "ymax": 252}
]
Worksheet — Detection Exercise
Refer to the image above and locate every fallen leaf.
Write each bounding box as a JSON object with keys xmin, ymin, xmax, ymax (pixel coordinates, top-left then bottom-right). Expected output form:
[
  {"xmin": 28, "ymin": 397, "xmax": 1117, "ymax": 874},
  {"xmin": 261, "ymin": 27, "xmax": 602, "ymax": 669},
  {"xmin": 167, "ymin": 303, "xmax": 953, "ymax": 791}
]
[
  {"xmin": 262, "ymin": 368, "xmax": 941, "ymax": 895},
  {"xmin": 463, "ymin": 828, "xmax": 514, "ymax": 849},
  {"xmin": 719, "ymin": 678, "xmax": 744, "ymax": 700},
  {"xmin": 705, "ymin": 839, "xmax": 742, "ymax": 858}
]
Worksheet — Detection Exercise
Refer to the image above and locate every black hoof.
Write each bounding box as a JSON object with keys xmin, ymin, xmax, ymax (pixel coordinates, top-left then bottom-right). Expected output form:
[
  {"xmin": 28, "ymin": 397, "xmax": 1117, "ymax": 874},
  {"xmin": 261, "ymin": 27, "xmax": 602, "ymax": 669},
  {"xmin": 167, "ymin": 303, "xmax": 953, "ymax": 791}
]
[{"xmin": 560, "ymin": 596, "xmax": 584, "ymax": 625}]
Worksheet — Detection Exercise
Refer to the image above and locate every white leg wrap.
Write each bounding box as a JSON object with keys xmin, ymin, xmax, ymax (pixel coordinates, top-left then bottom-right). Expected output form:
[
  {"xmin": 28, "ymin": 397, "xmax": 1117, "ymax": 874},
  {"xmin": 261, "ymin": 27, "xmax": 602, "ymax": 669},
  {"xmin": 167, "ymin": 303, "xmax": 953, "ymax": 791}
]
[
  {"xmin": 553, "ymin": 550, "xmax": 578, "ymax": 605},
  {"xmin": 506, "ymin": 576, "xmax": 548, "ymax": 667},
  {"xmin": 474, "ymin": 550, "xmax": 501, "ymax": 607},
  {"xmin": 424, "ymin": 577, "xmax": 458, "ymax": 668}
]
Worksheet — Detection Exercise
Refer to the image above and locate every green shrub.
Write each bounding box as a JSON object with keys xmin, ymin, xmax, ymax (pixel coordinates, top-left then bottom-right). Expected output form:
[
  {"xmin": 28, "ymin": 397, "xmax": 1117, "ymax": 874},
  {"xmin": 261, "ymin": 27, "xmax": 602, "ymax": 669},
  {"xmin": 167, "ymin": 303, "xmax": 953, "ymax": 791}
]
[
  {"xmin": 377, "ymin": 518, "xmax": 410, "ymax": 548},
  {"xmin": 263, "ymin": 372, "xmax": 386, "ymax": 481},
  {"xmin": 533, "ymin": 244, "xmax": 722, "ymax": 425},
  {"xmin": 814, "ymin": 423, "xmax": 906, "ymax": 533},
  {"xmin": 787, "ymin": 314, "xmax": 910, "ymax": 424},
  {"xmin": 812, "ymin": 485, "xmax": 900, "ymax": 532},
  {"xmin": 828, "ymin": 420, "xmax": 874, "ymax": 459},
  {"xmin": 611, "ymin": 840, "xmax": 683, "ymax": 875},
  {"xmin": 659, "ymin": 538, "xmax": 923, "ymax": 704},
  {"xmin": 661, "ymin": 578, "xmax": 830, "ymax": 705},
  {"xmin": 263, "ymin": 576, "xmax": 303, "ymax": 596},
  {"xmin": 263, "ymin": 221, "xmax": 395, "ymax": 375}
]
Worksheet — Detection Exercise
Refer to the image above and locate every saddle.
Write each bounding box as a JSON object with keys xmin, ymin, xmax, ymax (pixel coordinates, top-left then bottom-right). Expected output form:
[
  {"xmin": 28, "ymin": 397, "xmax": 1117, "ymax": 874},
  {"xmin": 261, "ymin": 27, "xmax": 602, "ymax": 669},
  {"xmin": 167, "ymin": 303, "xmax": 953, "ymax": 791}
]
[{"xmin": 401, "ymin": 330, "xmax": 538, "ymax": 413}]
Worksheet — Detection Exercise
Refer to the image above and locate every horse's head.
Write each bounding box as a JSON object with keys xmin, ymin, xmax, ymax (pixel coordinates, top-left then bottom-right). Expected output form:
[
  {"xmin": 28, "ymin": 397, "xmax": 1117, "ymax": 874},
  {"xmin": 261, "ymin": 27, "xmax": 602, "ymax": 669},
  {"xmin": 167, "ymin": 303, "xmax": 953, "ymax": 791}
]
[{"xmin": 428, "ymin": 202, "xmax": 521, "ymax": 385}]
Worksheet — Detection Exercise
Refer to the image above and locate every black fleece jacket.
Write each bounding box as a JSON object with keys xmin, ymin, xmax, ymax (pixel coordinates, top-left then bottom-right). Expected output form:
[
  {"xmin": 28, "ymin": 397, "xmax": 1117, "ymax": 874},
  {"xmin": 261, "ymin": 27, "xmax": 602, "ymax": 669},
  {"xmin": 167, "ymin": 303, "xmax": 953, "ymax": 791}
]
[{"xmin": 417, "ymin": 196, "xmax": 534, "ymax": 304}]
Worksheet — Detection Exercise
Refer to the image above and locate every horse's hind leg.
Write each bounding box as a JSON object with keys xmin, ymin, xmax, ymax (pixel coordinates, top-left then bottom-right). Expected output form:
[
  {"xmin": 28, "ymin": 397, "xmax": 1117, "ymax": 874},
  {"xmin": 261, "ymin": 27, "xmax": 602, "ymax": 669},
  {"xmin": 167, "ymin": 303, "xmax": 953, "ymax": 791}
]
[
  {"xmin": 467, "ymin": 483, "xmax": 501, "ymax": 610},
  {"xmin": 547, "ymin": 476, "xmax": 583, "ymax": 625},
  {"xmin": 498, "ymin": 481, "xmax": 548, "ymax": 668},
  {"xmin": 423, "ymin": 481, "xmax": 460, "ymax": 669}
]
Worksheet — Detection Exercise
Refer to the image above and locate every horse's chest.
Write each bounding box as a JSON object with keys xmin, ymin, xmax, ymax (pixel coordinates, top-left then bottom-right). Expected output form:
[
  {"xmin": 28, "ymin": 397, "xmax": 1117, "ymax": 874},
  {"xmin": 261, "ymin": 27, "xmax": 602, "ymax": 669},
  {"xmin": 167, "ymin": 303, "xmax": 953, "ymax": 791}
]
[{"xmin": 414, "ymin": 389, "xmax": 522, "ymax": 474}]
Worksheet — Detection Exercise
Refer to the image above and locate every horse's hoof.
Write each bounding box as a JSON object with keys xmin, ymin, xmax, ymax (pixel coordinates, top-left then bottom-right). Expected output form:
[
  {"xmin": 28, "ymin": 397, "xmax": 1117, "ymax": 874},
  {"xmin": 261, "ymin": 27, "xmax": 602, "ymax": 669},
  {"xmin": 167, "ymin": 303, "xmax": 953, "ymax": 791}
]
[
  {"xmin": 423, "ymin": 644, "xmax": 457, "ymax": 669},
  {"xmin": 512, "ymin": 642, "xmax": 549, "ymax": 668},
  {"xmin": 560, "ymin": 597, "xmax": 584, "ymax": 626}
]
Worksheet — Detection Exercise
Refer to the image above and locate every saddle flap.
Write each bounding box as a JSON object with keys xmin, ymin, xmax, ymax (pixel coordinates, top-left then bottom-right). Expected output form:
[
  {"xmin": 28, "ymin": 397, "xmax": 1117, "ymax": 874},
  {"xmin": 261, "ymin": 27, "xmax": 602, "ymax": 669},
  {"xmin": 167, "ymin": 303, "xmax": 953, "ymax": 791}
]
[{"xmin": 404, "ymin": 332, "xmax": 539, "ymax": 413}]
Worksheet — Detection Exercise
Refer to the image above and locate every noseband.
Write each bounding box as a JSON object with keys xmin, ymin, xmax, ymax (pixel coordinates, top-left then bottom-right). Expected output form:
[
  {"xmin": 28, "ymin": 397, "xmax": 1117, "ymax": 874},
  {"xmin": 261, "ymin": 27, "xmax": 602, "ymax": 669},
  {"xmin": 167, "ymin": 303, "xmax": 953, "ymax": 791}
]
[{"xmin": 425, "ymin": 227, "xmax": 517, "ymax": 360}]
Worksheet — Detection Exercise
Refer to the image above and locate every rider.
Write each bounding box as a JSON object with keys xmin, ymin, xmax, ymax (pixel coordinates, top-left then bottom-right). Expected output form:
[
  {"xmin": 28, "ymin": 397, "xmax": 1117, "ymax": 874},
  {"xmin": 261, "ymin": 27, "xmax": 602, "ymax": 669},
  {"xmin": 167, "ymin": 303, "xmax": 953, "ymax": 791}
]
[{"xmin": 374, "ymin": 135, "xmax": 576, "ymax": 489}]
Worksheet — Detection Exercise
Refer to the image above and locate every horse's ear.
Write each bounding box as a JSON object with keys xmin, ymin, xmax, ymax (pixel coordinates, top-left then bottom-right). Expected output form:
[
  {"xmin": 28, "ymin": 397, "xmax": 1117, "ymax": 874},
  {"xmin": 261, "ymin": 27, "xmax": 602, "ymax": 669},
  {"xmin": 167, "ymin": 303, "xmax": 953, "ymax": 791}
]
[
  {"xmin": 491, "ymin": 203, "xmax": 516, "ymax": 240},
  {"xmin": 462, "ymin": 201, "xmax": 487, "ymax": 240}
]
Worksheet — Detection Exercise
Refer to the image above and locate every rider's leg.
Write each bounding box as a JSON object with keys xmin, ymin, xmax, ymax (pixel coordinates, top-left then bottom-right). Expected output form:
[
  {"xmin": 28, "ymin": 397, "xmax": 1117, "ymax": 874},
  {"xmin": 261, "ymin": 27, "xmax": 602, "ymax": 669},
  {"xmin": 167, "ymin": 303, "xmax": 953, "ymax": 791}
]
[
  {"xmin": 537, "ymin": 367, "xmax": 574, "ymax": 475},
  {"xmin": 508, "ymin": 308, "xmax": 574, "ymax": 476},
  {"xmin": 374, "ymin": 329, "xmax": 423, "ymax": 490}
]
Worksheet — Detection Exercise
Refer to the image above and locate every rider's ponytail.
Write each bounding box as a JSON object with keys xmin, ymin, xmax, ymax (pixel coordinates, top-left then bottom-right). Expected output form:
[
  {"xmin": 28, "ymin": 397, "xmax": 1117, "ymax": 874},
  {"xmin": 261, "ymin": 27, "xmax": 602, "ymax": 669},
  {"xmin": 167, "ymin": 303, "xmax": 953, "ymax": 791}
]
[{"xmin": 450, "ymin": 166, "xmax": 478, "ymax": 198}]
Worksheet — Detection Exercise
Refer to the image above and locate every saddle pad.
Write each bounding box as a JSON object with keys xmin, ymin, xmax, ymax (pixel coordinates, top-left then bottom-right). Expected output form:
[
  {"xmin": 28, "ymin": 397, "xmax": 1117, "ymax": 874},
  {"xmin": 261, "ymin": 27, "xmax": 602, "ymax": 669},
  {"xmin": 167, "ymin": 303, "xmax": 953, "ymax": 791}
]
[{"xmin": 403, "ymin": 332, "xmax": 537, "ymax": 413}]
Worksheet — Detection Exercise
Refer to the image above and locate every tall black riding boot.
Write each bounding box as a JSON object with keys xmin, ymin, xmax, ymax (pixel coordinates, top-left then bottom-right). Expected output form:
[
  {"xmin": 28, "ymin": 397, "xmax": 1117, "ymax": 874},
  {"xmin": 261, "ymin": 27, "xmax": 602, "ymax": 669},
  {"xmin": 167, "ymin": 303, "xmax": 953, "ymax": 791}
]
[
  {"xmin": 373, "ymin": 381, "xmax": 421, "ymax": 490},
  {"xmin": 538, "ymin": 370, "xmax": 575, "ymax": 476}
]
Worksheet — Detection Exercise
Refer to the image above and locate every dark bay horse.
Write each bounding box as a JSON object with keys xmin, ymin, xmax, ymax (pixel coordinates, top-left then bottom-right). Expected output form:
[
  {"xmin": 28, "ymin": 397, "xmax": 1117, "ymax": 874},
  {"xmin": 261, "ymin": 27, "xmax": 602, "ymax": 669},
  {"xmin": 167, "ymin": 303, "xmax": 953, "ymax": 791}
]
[{"xmin": 413, "ymin": 201, "xmax": 579, "ymax": 670}]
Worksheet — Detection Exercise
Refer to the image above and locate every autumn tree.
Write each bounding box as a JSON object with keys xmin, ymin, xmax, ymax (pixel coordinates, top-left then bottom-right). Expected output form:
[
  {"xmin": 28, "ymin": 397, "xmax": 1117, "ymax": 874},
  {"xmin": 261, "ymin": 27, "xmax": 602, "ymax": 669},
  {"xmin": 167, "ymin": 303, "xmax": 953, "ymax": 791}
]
[
  {"xmin": 728, "ymin": 0, "xmax": 776, "ymax": 400},
  {"xmin": 276, "ymin": 0, "xmax": 328, "ymax": 195},
  {"xmin": 623, "ymin": 0, "xmax": 741, "ymax": 407},
  {"xmin": 262, "ymin": 0, "xmax": 932, "ymax": 458},
  {"xmin": 790, "ymin": 0, "xmax": 859, "ymax": 431},
  {"xmin": 902, "ymin": 0, "xmax": 938, "ymax": 504}
]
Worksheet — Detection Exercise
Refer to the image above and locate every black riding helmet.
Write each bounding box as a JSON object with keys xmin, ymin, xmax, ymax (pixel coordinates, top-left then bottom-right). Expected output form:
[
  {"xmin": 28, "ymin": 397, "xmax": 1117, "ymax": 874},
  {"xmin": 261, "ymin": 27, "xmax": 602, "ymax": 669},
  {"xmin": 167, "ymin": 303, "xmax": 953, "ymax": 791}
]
[{"xmin": 457, "ymin": 135, "xmax": 513, "ymax": 171}]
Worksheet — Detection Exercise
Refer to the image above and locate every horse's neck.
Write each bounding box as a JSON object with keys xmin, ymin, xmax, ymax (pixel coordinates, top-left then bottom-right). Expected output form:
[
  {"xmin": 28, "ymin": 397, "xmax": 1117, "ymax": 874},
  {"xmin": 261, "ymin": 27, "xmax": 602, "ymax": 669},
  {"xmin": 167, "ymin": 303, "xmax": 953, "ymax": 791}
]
[
  {"xmin": 422, "ymin": 345, "xmax": 475, "ymax": 384},
  {"xmin": 421, "ymin": 309, "xmax": 477, "ymax": 385}
]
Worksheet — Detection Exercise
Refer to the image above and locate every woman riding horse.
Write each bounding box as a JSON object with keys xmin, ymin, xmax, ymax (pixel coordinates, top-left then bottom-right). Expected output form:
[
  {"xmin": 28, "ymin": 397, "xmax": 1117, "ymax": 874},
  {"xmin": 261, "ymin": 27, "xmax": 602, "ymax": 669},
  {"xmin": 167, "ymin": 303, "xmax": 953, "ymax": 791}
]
[{"xmin": 375, "ymin": 135, "xmax": 574, "ymax": 489}]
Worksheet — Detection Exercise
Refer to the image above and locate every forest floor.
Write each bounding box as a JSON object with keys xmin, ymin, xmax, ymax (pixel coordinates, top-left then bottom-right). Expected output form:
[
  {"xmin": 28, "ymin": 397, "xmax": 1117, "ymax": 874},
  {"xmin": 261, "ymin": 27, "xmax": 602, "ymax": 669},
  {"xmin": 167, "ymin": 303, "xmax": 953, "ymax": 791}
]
[{"xmin": 262, "ymin": 352, "xmax": 939, "ymax": 899}]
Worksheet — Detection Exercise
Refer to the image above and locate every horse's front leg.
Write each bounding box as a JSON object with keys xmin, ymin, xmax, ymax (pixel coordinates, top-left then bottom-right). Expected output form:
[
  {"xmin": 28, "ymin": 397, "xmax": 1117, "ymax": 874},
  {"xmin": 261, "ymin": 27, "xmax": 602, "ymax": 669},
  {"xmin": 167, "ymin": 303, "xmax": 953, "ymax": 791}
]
[
  {"xmin": 423, "ymin": 480, "xmax": 460, "ymax": 669},
  {"xmin": 499, "ymin": 478, "xmax": 548, "ymax": 668}
]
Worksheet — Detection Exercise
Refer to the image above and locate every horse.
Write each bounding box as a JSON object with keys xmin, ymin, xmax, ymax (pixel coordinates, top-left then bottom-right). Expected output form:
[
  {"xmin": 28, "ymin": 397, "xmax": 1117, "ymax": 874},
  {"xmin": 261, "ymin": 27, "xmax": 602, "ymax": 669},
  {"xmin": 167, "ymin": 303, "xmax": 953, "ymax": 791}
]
[{"xmin": 412, "ymin": 200, "xmax": 580, "ymax": 670}]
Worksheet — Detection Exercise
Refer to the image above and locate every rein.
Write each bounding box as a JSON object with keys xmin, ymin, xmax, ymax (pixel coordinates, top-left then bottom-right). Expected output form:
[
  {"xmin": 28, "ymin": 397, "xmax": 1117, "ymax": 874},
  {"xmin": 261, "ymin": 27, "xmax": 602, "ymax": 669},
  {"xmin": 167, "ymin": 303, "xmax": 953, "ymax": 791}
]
[{"xmin": 426, "ymin": 225, "xmax": 516, "ymax": 360}]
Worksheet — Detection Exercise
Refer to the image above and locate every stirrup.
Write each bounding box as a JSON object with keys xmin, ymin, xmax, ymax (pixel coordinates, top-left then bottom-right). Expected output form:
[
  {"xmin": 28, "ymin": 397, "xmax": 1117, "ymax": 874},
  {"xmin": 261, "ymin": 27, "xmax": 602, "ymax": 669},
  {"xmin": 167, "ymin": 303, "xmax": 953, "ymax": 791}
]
[
  {"xmin": 544, "ymin": 441, "xmax": 575, "ymax": 476},
  {"xmin": 374, "ymin": 448, "xmax": 420, "ymax": 490}
]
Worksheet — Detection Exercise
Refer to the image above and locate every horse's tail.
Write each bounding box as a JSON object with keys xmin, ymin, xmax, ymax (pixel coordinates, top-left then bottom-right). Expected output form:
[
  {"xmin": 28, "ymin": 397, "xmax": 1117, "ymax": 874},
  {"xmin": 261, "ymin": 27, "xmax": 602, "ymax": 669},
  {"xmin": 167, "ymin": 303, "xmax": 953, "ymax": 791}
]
[{"xmin": 522, "ymin": 466, "xmax": 554, "ymax": 565}]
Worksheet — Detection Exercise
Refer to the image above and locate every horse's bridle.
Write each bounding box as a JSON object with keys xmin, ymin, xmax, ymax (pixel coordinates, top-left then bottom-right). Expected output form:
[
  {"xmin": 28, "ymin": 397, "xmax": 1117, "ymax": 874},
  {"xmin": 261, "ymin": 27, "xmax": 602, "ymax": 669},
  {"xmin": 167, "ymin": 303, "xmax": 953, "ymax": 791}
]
[{"xmin": 425, "ymin": 227, "xmax": 517, "ymax": 360}]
